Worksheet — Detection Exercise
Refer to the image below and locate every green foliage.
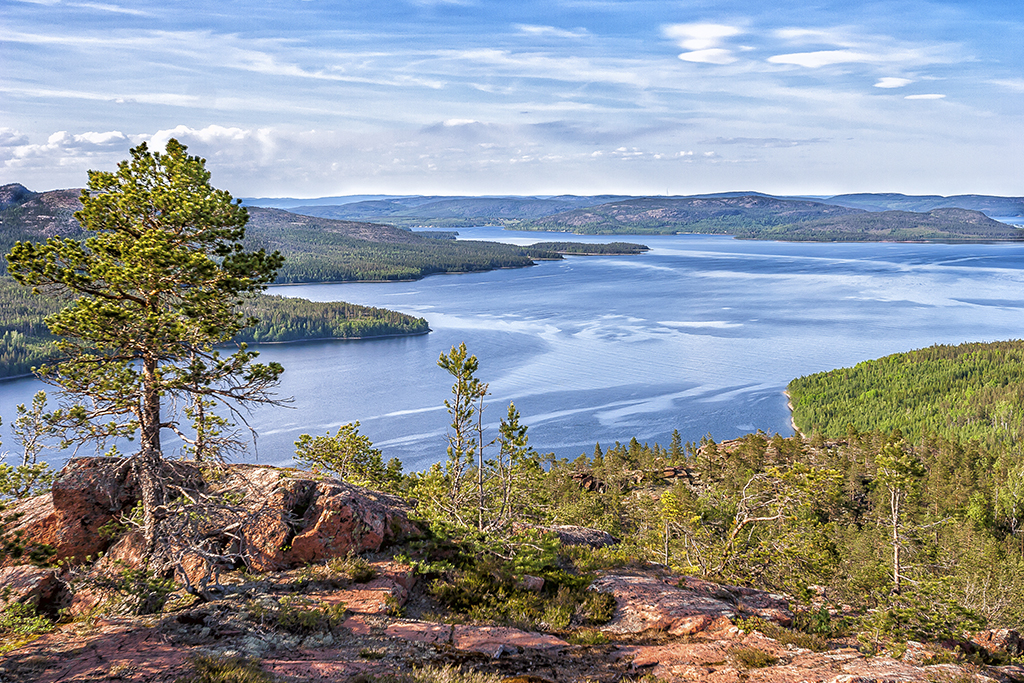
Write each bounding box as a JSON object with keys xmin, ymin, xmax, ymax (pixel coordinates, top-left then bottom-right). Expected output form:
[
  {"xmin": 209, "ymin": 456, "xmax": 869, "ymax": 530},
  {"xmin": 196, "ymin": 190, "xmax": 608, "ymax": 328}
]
[
  {"xmin": 87, "ymin": 563, "xmax": 177, "ymax": 615},
  {"xmin": 4, "ymin": 139, "xmax": 284, "ymax": 454},
  {"xmin": 245, "ymin": 595, "xmax": 347, "ymax": 634},
  {"xmin": 0, "ymin": 602, "xmax": 54, "ymax": 638},
  {"xmin": 0, "ymin": 280, "xmax": 429, "ymax": 379},
  {"xmin": 178, "ymin": 655, "xmax": 274, "ymax": 683},
  {"xmin": 788, "ymin": 340, "xmax": 1024, "ymax": 447},
  {"xmin": 0, "ymin": 391, "xmax": 59, "ymax": 500},
  {"xmin": 730, "ymin": 646, "xmax": 778, "ymax": 668},
  {"xmin": 294, "ymin": 422, "xmax": 397, "ymax": 490}
]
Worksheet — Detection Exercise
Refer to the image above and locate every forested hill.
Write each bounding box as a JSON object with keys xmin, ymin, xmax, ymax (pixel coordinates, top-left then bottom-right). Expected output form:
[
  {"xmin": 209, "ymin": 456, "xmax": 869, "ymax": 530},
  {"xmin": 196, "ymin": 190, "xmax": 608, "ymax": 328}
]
[
  {"xmin": 520, "ymin": 196, "xmax": 1021, "ymax": 240},
  {"xmin": 283, "ymin": 195, "xmax": 631, "ymax": 228},
  {"xmin": 0, "ymin": 185, "xmax": 647, "ymax": 282},
  {"xmin": 787, "ymin": 340, "xmax": 1024, "ymax": 447},
  {"xmin": 243, "ymin": 206, "xmax": 563, "ymax": 282}
]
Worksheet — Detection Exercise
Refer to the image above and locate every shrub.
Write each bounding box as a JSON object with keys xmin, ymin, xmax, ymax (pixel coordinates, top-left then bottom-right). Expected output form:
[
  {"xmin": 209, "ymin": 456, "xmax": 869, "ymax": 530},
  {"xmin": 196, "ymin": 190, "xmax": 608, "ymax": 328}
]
[
  {"xmin": 177, "ymin": 655, "xmax": 274, "ymax": 683},
  {"xmin": 730, "ymin": 646, "xmax": 778, "ymax": 668}
]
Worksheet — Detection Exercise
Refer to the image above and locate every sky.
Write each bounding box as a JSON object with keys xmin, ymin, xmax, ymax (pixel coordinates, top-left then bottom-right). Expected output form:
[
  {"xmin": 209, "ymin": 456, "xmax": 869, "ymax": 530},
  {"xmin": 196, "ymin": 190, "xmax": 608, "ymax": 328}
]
[{"xmin": 1, "ymin": 0, "xmax": 1022, "ymax": 198}]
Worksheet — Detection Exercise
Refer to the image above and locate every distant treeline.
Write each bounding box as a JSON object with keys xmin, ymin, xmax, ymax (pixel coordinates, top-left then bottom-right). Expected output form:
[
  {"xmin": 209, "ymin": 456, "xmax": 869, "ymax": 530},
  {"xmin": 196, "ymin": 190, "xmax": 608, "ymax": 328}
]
[
  {"xmin": 0, "ymin": 278, "xmax": 428, "ymax": 378},
  {"xmin": 788, "ymin": 340, "xmax": 1024, "ymax": 447},
  {"xmin": 527, "ymin": 242, "xmax": 649, "ymax": 255}
]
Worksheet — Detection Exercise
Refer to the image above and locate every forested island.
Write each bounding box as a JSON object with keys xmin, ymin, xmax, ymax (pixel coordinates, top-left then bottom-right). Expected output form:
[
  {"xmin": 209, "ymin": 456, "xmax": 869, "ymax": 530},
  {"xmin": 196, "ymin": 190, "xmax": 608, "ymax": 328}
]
[{"xmin": 0, "ymin": 279, "xmax": 430, "ymax": 378}]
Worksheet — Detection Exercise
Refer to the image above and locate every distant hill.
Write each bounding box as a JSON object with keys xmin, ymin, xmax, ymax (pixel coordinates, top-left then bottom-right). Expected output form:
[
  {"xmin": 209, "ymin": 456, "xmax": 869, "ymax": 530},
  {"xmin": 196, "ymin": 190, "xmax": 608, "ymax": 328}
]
[
  {"xmin": 0, "ymin": 183, "xmax": 84, "ymax": 257},
  {"xmin": 281, "ymin": 195, "xmax": 632, "ymax": 227},
  {"xmin": 519, "ymin": 195, "xmax": 1023, "ymax": 240},
  {"xmin": 823, "ymin": 193, "xmax": 1024, "ymax": 217},
  {"xmin": 0, "ymin": 185, "xmax": 648, "ymax": 282},
  {"xmin": 253, "ymin": 191, "xmax": 1024, "ymax": 236}
]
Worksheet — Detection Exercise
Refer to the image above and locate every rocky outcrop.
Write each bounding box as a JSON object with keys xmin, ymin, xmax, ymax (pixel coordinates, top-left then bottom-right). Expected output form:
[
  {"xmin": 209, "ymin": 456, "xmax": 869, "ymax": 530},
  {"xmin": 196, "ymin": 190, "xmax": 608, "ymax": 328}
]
[
  {"xmin": 593, "ymin": 571, "xmax": 739, "ymax": 635},
  {"xmin": 0, "ymin": 459, "xmax": 421, "ymax": 579},
  {"xmin": 592, "ymin": 570, "xmax": 794, "ymax": 636}
]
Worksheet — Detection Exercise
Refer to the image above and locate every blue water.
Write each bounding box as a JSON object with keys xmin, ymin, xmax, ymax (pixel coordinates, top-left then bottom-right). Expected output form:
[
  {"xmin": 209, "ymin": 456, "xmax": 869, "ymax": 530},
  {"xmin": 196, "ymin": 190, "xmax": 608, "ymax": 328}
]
[{"xmin": 5, "ymin": 230, "xmax": 1024, "ymax": 472}]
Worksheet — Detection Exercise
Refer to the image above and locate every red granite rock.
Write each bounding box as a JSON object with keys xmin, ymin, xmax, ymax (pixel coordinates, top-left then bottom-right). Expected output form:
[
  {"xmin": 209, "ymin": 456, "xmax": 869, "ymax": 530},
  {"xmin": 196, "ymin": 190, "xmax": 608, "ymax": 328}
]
[
  {"xmin": 452, "ymin": 625, "xmax": 569, "ymax": 658},
  {"xmin": 0, "ymin": 564, "xmax": 67, "ymax": 612},
  {"xmin": 386, "ymin": 620, "xmax": 453, "ymax": 644},
  {"xmin": 592, "ymin": 571, "xmax": 737, "ymax": 635}
]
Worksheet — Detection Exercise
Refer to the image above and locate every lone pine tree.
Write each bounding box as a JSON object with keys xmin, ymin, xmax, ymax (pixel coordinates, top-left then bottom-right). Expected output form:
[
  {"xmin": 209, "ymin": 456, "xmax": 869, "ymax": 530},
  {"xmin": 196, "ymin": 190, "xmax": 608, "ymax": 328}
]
[{"xmin": 5, "ymin": 139, "xmax": 285, "ymax": 554}]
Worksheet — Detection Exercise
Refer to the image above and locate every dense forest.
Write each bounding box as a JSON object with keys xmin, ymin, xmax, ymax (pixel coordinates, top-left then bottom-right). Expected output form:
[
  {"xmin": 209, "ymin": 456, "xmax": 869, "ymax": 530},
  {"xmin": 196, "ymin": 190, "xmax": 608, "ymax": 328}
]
[
  {"xmin": 787, "ymin": 340, "xmax": 1024, "ymax": 447},
  {"xmin": 384, "ymin": 339, "xmax": 1024, "ymax": 637},
  {"xmin": 0, "ymin": 278, "xmax": 428, "ymax": 378}
]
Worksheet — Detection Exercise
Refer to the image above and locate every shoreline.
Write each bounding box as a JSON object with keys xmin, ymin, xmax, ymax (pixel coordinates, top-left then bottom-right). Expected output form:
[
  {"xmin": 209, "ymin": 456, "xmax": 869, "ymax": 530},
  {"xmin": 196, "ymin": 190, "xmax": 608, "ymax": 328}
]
[{"xmin": 784, "ymin": 390, "xmax": 800, "ymax": 435}]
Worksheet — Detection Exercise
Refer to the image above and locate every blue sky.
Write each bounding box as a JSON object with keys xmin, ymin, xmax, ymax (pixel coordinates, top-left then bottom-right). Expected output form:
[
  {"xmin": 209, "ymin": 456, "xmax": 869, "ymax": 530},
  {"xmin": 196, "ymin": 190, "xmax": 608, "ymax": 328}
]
[{"xmin": 2, "ymin": 0, "xmax": 1022, "ymax": 197}]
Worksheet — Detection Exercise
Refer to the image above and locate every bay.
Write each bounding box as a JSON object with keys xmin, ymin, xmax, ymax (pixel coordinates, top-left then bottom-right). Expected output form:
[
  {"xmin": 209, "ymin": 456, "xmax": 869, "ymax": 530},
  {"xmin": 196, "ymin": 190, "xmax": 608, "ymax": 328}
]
[{"xmin": 4, "ymin": 229, "xmax": 1024, "ymax": 471}]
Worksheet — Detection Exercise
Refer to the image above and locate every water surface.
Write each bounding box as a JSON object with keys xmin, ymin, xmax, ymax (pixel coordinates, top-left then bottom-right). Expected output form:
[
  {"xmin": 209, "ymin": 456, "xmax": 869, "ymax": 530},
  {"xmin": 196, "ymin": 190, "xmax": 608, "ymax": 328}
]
[{"xmin": 5, "ymin": 230, "xmax": 1024, "ymax": 471}]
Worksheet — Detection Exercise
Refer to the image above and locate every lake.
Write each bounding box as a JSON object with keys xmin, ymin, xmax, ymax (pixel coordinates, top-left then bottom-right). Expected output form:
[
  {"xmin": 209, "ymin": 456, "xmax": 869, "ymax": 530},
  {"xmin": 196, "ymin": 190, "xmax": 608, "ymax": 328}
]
[{"xmin": 4, "ymin": 229, "xmax": 1024, "ymax": 471}]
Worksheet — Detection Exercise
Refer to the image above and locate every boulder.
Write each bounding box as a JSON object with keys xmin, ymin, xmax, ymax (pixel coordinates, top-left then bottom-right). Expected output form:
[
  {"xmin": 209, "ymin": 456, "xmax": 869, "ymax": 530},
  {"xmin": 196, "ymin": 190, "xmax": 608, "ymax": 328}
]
[
  {"xmin": 535, "ymin": 524, "xmax": 619, "ymax": 548},
  {"xmin": 0, "ymin": 458, "xmax": 139, "ymax": 568},
  {"xmin": 451, "ymin": 625, "xmax": 568, "ymax": 658},
  {"xmin": 592, "ymin": 571, "xmax": 737, "ymax": 635},
  {"xmin": 973, "ymin": 629, "xmax": 1023, "ymax": 657},
  {"xmin": 0, "ymin": 565, "xmax": 69, "ymax": 615},
  {"xmin": 672, "ymin": 575, "xmax": 794, "ymax": 626}
]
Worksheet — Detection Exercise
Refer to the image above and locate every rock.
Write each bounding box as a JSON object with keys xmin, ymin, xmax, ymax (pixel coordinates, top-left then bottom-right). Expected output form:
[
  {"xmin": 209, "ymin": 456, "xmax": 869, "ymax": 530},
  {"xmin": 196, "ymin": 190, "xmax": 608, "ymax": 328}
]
[
  {"xmin": 518, "ymin": 575, "xmax": 545, "ymax": 592},
  {"xmin": 451, "ymin": 625, "xmax": 568, "ymax": 658},
  {"xmin": 672, "ymin": 575, "xmax": 794, "ymax": 626},
  {"xmin": 285, "ymin": 479, "xmax": 420, "ymax": 565},
  {"xmin": 592, "ymin": 571, "xmax": 738, "ymax": 635},
  {"xmin": 386, "ymin": 620, "xmax": 453, "ymax": 644},
  {"xmin": 2, "ymin": 459, "xmax": 422, "ymax": 579},
  {"xmin": 973, "ymin": 629, "xmax": 1023, "ymax": 657},
  {"xmin": 537, "ymin": 524, "xmax": 619, "ymax": 548},
  {"xmin": 0, "ymin": 565, "xmax": 69, "ymax": 614}
]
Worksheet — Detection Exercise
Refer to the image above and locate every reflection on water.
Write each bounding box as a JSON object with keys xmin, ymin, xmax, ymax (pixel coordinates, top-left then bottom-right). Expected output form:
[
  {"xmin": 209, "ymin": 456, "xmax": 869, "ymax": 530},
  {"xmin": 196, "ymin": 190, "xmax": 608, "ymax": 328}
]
[{"xmin": 5, "ymin": 231, "xmax": 1024, "ymax": 471}]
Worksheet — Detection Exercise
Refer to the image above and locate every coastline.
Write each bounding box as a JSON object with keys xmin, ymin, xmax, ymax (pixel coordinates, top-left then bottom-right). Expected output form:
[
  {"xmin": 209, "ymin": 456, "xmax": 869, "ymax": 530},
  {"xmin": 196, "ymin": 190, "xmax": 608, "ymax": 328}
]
[{"xmin": 784, "ymin": 390, "xmax": 800, "ymax": 435}]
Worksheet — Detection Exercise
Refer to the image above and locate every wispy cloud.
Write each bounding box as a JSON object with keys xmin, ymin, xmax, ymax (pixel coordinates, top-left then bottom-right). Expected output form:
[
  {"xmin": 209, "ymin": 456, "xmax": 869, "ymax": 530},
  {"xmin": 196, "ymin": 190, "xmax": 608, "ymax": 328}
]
[
  {"xmin": 514, "ymin": 24, "xmax": 588, "ymax": 39},
  {"xmin": 904, "ymin": 93, "xmax": 945, "ymax": 100}
]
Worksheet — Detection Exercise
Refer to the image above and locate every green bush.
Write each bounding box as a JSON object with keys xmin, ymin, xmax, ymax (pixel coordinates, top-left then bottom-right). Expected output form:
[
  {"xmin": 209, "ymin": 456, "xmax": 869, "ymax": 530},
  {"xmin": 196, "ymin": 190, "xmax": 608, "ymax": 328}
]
[
  {"xmin": 177, "ymin": 655, "xmax": 274, "ymax": 683},
  {"xmin": 730, "ymin": 646, "xmax": 778, "ymax": 668}
]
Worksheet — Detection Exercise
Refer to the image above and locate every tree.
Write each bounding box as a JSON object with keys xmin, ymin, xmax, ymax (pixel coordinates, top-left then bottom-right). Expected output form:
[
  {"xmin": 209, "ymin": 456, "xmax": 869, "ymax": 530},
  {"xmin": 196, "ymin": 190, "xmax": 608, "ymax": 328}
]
[
  {"xmin": 294, "ymin": 421, "xmax": 397, "ymax": 490},
  {"xmin": 435, "ymin": 342, "xmax": 489, "ymax": 529},
  {"xmin": 875, "ymin": 438, "xmax": 926, "ymax": 595},
  {"xmin": 0, "ymin": 392, "xmax": 61, "ymax": 501},
  {"xmin": 5, "ymin": 139, "xmax": 285, "ymax": 552}
]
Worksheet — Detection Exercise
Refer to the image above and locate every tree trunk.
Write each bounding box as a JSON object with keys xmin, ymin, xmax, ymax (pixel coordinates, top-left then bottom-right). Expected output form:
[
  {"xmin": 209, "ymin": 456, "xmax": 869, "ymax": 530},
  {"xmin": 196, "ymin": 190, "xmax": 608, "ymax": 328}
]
[
  {"xmin": 141, "ymin": 355, "xmax": 162, "ymax": 454},
  {"xmin": 135, "ymin": 447, "xmax": 166, "ymax": 556}
]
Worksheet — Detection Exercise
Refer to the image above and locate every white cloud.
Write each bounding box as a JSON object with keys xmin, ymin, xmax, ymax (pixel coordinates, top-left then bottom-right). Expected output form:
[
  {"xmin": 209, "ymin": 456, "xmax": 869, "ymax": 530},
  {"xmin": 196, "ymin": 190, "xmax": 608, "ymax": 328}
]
[
  {"xmin": 874, "ymin": 77, "xmax": 913, "ymax": 88},
  {"xmin": 663, "ymin": 22, "xmax": 743, "ymax": 65},
  {"xmin": 678, "ymin": 48, "xmax": 737, "ymax": 65},
  {"xmin": 905, "ymin": 94, "xmax": 945, "ymax": 100},
  {"xmin": 991, "ymin": 78, "xmax": 1024, "ymax": 93},
  {"xmin": 768, "ymin": 49, "xmax": 871, "ymax": 68},
  {"xmin": 663, "ymin": 23, "xmax": 742, "ymax": 51},
  {"xmin": 514, "ymin": 24, "xmax": 587, "ymax": 39},
  {"xmin": 67, "ymin": 2, "xmax": 151, "ymax": 16}
]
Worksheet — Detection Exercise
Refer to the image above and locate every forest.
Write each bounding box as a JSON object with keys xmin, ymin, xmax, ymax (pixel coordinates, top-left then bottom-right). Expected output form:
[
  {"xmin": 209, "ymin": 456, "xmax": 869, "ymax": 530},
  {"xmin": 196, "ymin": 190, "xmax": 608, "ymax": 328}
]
[
  {"xmin": 385, "ymin": 339, "xmax": 1024, "ymax": 638},
  {"xmin": 0, "ymin": 277, "xmax": 428, "ymax": 378}
]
